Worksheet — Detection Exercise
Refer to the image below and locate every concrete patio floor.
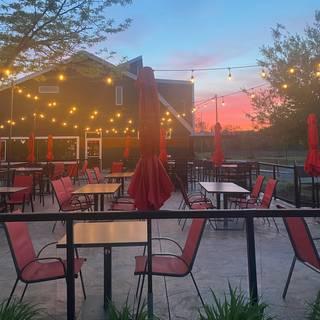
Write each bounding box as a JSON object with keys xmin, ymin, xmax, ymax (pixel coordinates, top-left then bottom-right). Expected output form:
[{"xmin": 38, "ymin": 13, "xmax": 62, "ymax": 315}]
[{"xmin": 0, "ymin": 186, "xmax": 319, "ymax": 319}]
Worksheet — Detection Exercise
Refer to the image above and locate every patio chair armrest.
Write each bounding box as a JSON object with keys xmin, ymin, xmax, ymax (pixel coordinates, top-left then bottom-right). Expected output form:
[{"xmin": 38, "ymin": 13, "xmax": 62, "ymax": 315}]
[
  {"xmin": 21, "ymin": 257, "xmax": 66, "ymax": 275},
  {"xmin": 151, "ymin": 253, "xmax": 188, "ymax": 267},
  {"xmin": 37, "ymin": 241, "xmax": 58, "ymax": 257},
  {"xmin": 151, "ymin": 237, "xmax": 183, "ymax": 253}
]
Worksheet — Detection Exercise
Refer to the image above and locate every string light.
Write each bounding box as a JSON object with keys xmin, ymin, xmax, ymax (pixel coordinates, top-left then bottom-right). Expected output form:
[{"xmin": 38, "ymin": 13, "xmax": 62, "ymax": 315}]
[
  {"xmin": 34, "ymin": 95, "xmax": 39, "ymax": 100},
  {"xmin": 51, "ymin": 118, "xmax": 56, "ymax": 123},
  {"xmin": 90, "ymin": 115, "xmax": 95, "ymax": 119},
  {"xmin": 62, "ymin": 122, "xmax": 67, "ymax": 126},
  {"xmin": 227, "ymin": 68, "xmax": 232, "ymax": 80},
  {"xmin": 73, "ymin": 125, "xmax": 78, "ymax": 129},
  {"xmin": 221, "ymin": 97, "xmax": 225, "ymax": 106},
  {"xmin": 39, "ymin": 114, "xmax": 45, "ymax": 119},
  {"xmin": 250, "ymin": 93, "xmax": 255, "ymax": 99},
  {"xmin": 58, "ymin": 74, "xmax": 65, "ymax": 81},
  {"xmin": 282, "ymin": 83, "xmax": 288, "ymax": 89},
  {"xmin": 106, "ymin": 77, "xmax": 112, "ymax": 85},
  {"xmin": 116, "ymin": 113, "xmax": 121, "ymax": 118},
  {"xmin": 289, "ymin": 67, "xmax": 295, "ymax": 74},
  {"xmin": 18, "ymin": 89, "xmax": 22, "ymax": 94},
  {"xmin": 261, "ymin": 69, "xmax": 266, "ymax": 78},
  {"xmin": 20, "ymin": 116, "xmax": 25, "ymax": 121},
  {"xmin": 93, "ymin": 110, "xmax": 98, "ymax": 115},
  {"xmin": 110, "ymin": 118, "xmax": 114, "ymax": 122},
  {"xmin": 128, "ymin": 119, "xmax": 132, "ymax": 124},
  {"xmin": 0, "ymin": 125, "xmax": 4, "ymax": 129},
  {"xmin": 26, "ymin": 93, "xmax": 31, "ymax": 98},
  {"xmin": 190, "ymin": 70, "xmax": 194, "ymax": 83}
]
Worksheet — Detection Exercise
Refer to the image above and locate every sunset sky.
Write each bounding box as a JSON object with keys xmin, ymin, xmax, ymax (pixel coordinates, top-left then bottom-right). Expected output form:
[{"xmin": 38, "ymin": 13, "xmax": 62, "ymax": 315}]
[{"xmin": 105, "ymin": 1, "xmax": 319, "ymax": 131}]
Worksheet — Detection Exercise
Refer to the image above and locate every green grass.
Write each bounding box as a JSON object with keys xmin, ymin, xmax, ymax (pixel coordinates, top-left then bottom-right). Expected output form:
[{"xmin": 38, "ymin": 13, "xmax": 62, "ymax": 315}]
[
  {"xmin": 0, "ymin": 300, "xmax": 43, "ymax": 320},
  {"xmin": 199, "ymin": 285, "xmax": 273, "ymax": 320}
]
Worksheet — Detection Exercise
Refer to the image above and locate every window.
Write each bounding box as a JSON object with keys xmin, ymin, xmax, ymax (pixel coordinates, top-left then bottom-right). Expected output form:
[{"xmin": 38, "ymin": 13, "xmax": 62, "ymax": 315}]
[{"xmin": 115, "ymin": 86, "xmax": 123, "ymax": 106}]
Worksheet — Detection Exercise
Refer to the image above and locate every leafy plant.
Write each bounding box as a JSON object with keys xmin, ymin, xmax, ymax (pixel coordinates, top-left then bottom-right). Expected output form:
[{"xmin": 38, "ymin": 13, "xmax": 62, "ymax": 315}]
[
  {"xmin": 0, "ymin": 299, "xmax": 43, "ymax": 320},
  {"xmin": 106, "ymin": 298, "xmax": 150, "ymax": 320},
  {"xmin": 199, "ymin": 284, "xmax": 273, "ymax": 320},
  {"xmin": 307, "ymin": 291, "xmax": 320, "ymax": 320}
]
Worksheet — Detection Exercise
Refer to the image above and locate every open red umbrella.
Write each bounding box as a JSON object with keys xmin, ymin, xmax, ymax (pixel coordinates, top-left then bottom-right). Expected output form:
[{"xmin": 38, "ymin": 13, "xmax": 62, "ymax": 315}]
[
  {"xmin": 46, "ymin": 134, "xmax": 54, "ymax": 161},
  {"xmin": 159, "ymin": 127, "xmax": 168, "ymax": 165},
  {"xmin": 128, "ymin": 67, "xmax": 173, "ymax": 316},
  {"xmin": 212, "ymin": 122, "xmax": 224, "ymax": 166},
  {"xmin": 26, "ymin": 132, "xmax": 35, "ymax": 163},
  {"xmin": 128, "ymin": 67, "xmax": 173, "ymax": 210},
  {"xmin": 123, "ymin": 134, "xmax": 130, "ymax": 160},
  {"xmin": 304, "ymin": 113, "xmax": 320, "ymax": 176}
]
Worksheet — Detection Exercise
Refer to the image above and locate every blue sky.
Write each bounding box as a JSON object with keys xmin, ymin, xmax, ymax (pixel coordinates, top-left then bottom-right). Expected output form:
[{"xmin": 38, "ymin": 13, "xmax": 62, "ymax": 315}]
[{"xmin": 102, "ymin": 0, "xmax": 319, "ymax": 129}]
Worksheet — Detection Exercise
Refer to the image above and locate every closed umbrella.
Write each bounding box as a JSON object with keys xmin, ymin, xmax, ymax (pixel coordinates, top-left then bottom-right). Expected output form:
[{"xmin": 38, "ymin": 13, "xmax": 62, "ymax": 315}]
[
  {"xmin": 123, "ymin": 134, "xmax": 130, "ymax": 160},
  {"xmin": 128, "ymin": 67, "xmax": 173, "ymax": 316},
  {"xmin": 212, "ymin": 122, "xmax": 224, "ymax": 166},
  {"xmin": 159, "ymin": 127, "xmax": 168, "ymax": 165},
  {"xmin": 305, "ymin": 113, "xmax": 320, "ymax": 176},
  {"xmin": 26, "ymin": 133, "xmax": 35, "ymax": 163},
  {"xmin": 46, "ymin": 135, "xmax": 54, "ymax": 161}
]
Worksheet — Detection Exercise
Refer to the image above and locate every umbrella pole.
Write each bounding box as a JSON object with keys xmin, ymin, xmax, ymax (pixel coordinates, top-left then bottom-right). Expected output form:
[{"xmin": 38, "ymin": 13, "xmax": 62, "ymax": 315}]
[{"xmin": 147, "ymin": 218, "xmax": 153, "ymax": 319}]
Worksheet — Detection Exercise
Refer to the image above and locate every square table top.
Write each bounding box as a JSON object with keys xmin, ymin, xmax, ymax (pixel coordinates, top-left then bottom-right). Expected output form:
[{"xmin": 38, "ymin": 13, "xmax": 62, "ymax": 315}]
[
  {"xmin": 0, "ymin": 186, "xmax": 28, "ymax": 194},
  {"xmin": 199, "ymin": 182, "xmax": 249, "ymax": 194},
  {"xmin": 72, "ymin": 183, "xmax": 121, "ymax": 195},
  {"xmin": 105, "ymin": 172, "xmax": 135, "ymax": 179},
  {"xmin": 57, "ymin": 221, "xmax": 147, "ymax": 248}
]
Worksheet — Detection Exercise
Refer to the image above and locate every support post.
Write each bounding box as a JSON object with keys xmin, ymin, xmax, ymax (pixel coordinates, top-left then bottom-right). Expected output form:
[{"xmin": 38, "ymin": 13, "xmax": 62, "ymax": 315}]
[{"xmin": 66, "ymin": 219, "xmax": 75, "ymax": 320}]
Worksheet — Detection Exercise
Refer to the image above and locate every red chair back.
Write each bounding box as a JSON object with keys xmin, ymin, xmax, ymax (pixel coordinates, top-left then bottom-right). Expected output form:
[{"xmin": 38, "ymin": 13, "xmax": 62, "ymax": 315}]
[
  {"xmin": 93, "ymin": 167, "xmax": 104, "ymax": 183},
  {"xmin": 51, "ymin": 179, "xmax": 70, "ymax": 206},
  {"xmin": 260, "ymin": 178, "xmax": 277, "ymax": 208},
  {"xmin": 10, "ymin": 175, "xmax": 33, "ymax": 202},
  {"xmin": 251, "ymin": 175, "xmax": 265, "ymax": 199},
  {"xmin": 85, "ymin": 169, "xmax": 96, "ymax": 184},
  {"xmin": 4, "ymin": 218, "xmax": 37, "ymax": 276},
  {"xmin": 52, "ymin": 163, "xmax": 65, "ymax": 179},
  {"xmin": 111, "ymin": 162, "xmax": 123, "ymax": 173},
  {"xmin": 283, "ymin": 217, "xmax": 320, "ymax": 269},
  {"xmin": 80, "ymin": 160, "xmax": 88, "ymax": 175},
  {"xmin": 61, "ymin": 176, "xmax": 74, "ymax": 196},
  {"xmin": 66, "ymin": 163, "xmax": 78, "ymax": 178},
  {"xmin": 182, "ymin": 218, "xmax": 206, "ymax": 270}
]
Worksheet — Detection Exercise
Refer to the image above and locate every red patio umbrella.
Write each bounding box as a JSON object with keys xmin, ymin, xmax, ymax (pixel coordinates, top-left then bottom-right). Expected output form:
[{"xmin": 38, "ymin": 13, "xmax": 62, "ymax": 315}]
[
  {"xmin": 304, "ymin": 113, "xmax": 320, "ymax": 176},
  {"xmin": 26, "ymin": 133, "xmax": 35, "ymax": 163},
  {"xmin": 123, "ymin": 134, "xmax": 130, "ymax": 160},
  {"xmin": 212, "ymin": 122, "xmax": 224, "ymax": 166},
  {"xmin": 128, "ymin": 67, "xmax": 173, "ymax": 316},
  {"xmin": 159, "ymin": 127, "xmax": 168, "ymax": 165},
  {"xmin": 46, "ymin": 134, "xmax": 54, "ymax": 161},
  {"xmin": 128, "ymin": 67, "xmax": 173, "ymax": 210}
]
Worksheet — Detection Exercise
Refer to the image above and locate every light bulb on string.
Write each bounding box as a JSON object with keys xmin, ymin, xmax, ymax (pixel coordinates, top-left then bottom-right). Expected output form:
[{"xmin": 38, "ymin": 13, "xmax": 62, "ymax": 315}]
[
  {"xmin": 190, "ymin": 70, "xmax": 195, "ymax": 83},
  {"xmin": 289, "ymin": 67, "xmax": 295, "ymax": 74},
  {"xmin": 227, "ymin": 68, "xmax": 232, "ymax": 80},
  {"xmin": 261, "ymin": 69, "xmax": 266, "ymax": 78},
  {"xmin": 221, "ymin": 97, "xmax": 225, "ymax": 106}
]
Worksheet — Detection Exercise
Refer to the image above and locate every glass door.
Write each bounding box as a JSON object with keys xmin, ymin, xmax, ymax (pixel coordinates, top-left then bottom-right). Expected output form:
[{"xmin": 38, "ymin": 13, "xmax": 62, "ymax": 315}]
[{"xmin": 85, "ymin": 133, "xmax": 102, "ymax": 169}]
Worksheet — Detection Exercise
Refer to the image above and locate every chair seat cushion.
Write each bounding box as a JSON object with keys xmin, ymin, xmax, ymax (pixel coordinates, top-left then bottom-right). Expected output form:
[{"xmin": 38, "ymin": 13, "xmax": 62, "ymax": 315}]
[
  {"xmin": 21, "ymin": 258, "xmax": 85, "ymax": 283},
  {"xmin": 134, "ymin": 255, "xmax": 189, "ymax": 277}
]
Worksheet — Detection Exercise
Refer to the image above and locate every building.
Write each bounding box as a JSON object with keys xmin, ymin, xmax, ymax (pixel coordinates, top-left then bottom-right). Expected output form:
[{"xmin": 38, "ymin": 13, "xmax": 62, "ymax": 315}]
[{"xmin": 0, "ymin": 51, "xmax": 194, "ymax": 168}]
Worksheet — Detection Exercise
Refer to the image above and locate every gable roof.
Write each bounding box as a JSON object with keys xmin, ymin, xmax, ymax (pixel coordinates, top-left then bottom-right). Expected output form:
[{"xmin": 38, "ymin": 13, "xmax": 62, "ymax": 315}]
[{"xmin": 0, "ymin": 51, "xmax": 193, "ymax": 134}]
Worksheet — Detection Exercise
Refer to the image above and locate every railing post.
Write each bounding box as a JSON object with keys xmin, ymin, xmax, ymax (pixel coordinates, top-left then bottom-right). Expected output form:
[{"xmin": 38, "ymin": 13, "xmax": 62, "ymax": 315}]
[
  {"xmin": 66, "ymin": 218, "xmax": 75, "ymax": 320},
  {"xmin": 147, "ymin": 218, "xmax": 153, "ymax": 319},
  {"xmin": 273, "ymin": 165, "xmax": 277, "ymax": 199},
  {"xmin": 293, "ymin": 165, "xmax": 300, "ymax": 208},
  {"xmin": 245, "ymin": 217, "xmax": 258, "ymax": 303}
]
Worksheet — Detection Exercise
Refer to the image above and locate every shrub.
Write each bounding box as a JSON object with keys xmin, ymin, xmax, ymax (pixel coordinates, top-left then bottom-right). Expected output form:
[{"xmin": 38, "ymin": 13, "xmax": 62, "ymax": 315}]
[
  {"xmin": 308, "ymin": 291, "xmax": 320, "ymax": 320},
  {"xmin": 0, "ymin": 299, "xmax": 43, "ymax": 320},
  {"xmin": 199, "ymin": 285, "xmax": 273, "ymax": 320}
]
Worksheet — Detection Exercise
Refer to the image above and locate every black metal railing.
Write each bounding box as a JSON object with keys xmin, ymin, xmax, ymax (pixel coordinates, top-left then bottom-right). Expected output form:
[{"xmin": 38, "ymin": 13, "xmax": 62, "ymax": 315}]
[{"xmin": 1, "ymin": 208, "xmax": 320, "ymax": 320}]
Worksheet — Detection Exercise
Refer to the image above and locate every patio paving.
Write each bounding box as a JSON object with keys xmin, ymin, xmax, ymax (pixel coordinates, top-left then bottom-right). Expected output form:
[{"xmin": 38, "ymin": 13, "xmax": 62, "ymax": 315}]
[{"xmin": 0, "ymin": 185, "xmax": 319, "ymax": 319}]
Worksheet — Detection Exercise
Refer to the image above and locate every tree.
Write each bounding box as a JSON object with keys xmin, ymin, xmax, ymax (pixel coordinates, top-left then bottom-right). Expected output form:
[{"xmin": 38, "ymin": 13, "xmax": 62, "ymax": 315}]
[
  {"xmin": 247, "ymin": 10, "xmax": 320, "ymax": 145},
  {"xmin": 0, "ymin": 0, "xmax": 132, "ymax": 76}
]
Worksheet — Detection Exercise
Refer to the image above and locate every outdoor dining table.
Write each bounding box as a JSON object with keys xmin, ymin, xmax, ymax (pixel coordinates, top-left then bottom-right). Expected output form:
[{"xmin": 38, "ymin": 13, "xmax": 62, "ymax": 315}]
[
  {"xmin": 57, "ymin": 221, "xmax": 147, "ymax": 308},
  {"xmin": 72, "ymin": 183, "xmax": 121, "ymax": 211},
  {"xmin": 199, "ymin": 181, "xmax": 250, "ymax": 229},
  {"xmin": 104, "ymin": 171, "xmax": 134, "ymax": 195}
]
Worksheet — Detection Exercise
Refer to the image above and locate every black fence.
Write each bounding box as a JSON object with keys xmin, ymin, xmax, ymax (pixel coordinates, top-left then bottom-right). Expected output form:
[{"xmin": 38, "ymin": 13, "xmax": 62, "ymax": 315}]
[{"xmin": 1, "ymin": 208, "xmax": 320, "ymax": 320}]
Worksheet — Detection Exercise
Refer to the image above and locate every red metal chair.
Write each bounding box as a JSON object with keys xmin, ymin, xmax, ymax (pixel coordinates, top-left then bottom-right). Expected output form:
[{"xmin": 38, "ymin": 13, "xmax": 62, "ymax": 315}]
[
  {"xmin": 282, "ymin": 216, "xmax": 320, "ymax": 298},
  {"xmin": 61, "ymin": 176, "xmax": 93, "ymax": 208},
  {"xmin": 93, "ymin": 167, "xmax": 105, "ymax": 184},
  {"xmin": 51, "ymin": 179, "xmax": 91, "ymax": 232},
  {"xmin": 111, "ymin": 161, "xmax": 123, "ymax": 173},
  {"xmin": 134, "ymin": 218, "xmax": 207, "ymax": 315},
  {"xmin": 78, "ymin": 160, "xmax": 88, "ymax": 184},
  {"xmin": 85, "ymin": 168, "xmax": 96, "ymax": 184},
  {"xmin": 229, "ymin": 175, "xmax": 265, "ymax": 208},
  {"xmin": 66, "ymin": 163, "xmax": 78, "ymax": 184},
  {"xmin": 176, "ymin": 174, "xmax": 215, "ymax": 230},
  {"xmin": 4, "ymin": 215, "xmax": 86, "ymax": 305},
  {"xmin": 52, "ymin": 163, "xmax": 65, "ymax": 180},
  {"xmin": 239, "ymin": 178, "xmax": 278, "ymax": 231},
  {"xmin": 7, "ymin": 175, "xmax": 34, "ymax": 212}
]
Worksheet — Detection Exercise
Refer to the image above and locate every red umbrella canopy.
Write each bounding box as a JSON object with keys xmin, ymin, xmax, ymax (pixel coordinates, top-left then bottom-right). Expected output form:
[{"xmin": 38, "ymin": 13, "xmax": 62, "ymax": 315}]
[
  {"xmin": 212, "ymin": 122, "xmax": 224, "ymax": 167},
  {"xmin": 26, "ymin": 132, "xmax": 35, "ymax": 163},
  {"xmin": 123, "ymin": 134, "xmax": 130, "ymax": 160},
  {"xmin": 128, "ymin": 67, "xmax": 173, "ymax": 210},
  {"xmin": 304, "ymin": 113, "xmax": 320, "ymax": 176},
  {"xmin": 159, "ymin": 127, "xmax": 168, "ymax": 165},
  {"xmin": 46, "ymin": 134, "xmax": 54, "ymax": 161}
]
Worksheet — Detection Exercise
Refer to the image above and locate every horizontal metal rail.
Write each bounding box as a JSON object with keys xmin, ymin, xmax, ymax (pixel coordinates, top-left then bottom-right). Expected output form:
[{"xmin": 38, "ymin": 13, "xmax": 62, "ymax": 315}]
[{"xmin": 2, "ymin": 208, "xmax": 320, "ymax": 320}]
